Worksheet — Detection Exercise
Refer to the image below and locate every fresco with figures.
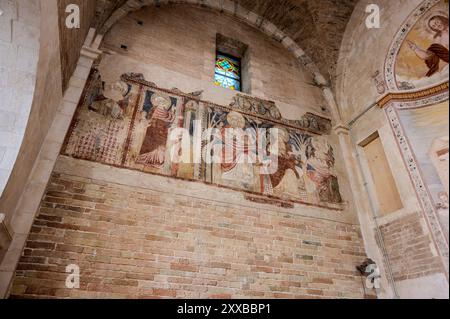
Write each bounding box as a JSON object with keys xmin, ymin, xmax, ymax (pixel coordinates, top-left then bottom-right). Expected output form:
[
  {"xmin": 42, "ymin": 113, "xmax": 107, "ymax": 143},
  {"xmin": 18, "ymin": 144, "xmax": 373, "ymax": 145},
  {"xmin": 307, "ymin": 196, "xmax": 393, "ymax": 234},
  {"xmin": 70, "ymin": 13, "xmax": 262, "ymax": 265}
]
[
  {"xmin": 394, "ymin": 0, "xmax": 449, "ymax": 90},
  {"xmin": 63, "ymin": 69, "xmax": 343, "ymax": 209}
]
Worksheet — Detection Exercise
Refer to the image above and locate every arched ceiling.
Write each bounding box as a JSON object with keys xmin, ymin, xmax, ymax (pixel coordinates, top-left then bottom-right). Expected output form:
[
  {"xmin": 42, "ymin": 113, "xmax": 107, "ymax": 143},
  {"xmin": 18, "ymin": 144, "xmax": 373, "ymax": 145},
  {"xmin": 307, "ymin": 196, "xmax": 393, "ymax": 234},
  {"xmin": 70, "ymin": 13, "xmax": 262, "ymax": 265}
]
[{"xmin": 92, "ymin": 0, "xmax": 358, "ymax": 86}]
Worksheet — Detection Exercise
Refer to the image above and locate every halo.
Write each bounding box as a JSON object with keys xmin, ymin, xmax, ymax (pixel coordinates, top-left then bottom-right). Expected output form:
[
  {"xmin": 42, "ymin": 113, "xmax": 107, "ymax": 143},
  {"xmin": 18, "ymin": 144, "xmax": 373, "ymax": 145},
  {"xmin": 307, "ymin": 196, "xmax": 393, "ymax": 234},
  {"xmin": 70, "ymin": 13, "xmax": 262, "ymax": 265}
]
[
  {"xmin": 275, "ymin": 127, "xmax": 289, "ymax": 143},
  {"xmin": 151, "ymin": 92, "xmax": 172, "ymax": 110},
  {"xmin": 226, "ymin": 111, "xmax": 246, "ymax": 129},
  {"xmin": 423, "ymin": 10, "xmax": 448, "ymax": 34},
  {"xmin": 185, "ymin": 100, "xmax": 198, "ymax": 110},
  {"xmin": 312, "ymin": 136, "xmax": 329, "ymax": 151},
  {"xmin": 103, "ymin": 81, "xmax": 127, "ymax": 101}
]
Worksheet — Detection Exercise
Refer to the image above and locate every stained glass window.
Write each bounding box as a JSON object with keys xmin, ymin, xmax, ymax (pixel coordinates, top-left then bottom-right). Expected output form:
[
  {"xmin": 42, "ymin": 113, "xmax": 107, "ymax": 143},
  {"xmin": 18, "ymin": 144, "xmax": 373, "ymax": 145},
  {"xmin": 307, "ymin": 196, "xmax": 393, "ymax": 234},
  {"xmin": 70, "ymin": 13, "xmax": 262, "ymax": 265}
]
[{"xmin": 214, "ymin": 53, "xmax": 241, "ymax": 91}]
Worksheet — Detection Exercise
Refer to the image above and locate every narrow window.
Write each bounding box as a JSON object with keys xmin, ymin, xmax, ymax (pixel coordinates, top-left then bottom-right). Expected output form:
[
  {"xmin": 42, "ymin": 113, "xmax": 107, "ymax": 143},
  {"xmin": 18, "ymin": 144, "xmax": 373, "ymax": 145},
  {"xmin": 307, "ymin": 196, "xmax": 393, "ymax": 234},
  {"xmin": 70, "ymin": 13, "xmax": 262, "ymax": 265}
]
[
  {"xmin": 214, "ymin": 52, "xmax": 242, "ymax": 91},
  {"xmin": 361, "ymin": 133, "xmax": 403, "ymax": 216}
]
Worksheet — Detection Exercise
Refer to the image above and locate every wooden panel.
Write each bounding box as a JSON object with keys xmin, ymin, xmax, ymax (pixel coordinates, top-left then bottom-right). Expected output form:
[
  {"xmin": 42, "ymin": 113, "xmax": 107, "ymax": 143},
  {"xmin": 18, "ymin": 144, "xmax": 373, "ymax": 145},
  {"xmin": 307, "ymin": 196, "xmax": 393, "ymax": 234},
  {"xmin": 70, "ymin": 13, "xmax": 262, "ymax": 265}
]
[
  {"xmin": 58, "ymin": 0, "xmax": 97, "ymax": 92},
  {"xmin": 363, "ymin": 136, "xmax": 403, "ymax": 216}
]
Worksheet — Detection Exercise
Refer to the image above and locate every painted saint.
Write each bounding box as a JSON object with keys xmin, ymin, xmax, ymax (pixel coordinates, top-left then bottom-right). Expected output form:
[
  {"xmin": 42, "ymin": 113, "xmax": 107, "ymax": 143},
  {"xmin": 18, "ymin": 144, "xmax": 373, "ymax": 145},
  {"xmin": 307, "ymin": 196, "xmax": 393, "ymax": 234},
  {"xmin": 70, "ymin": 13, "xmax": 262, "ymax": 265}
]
[
  {"xmin": 87, "ymin": 70, "xmax": 132, "ymax": 120},
  {"xmin": 266, "ymin": 128, "xmax": 301, "ymax": 197},
  {"xmin": 304, "ymin": 140, "xmax": 342, "ymax": 204},
  {"xmin": 136, "ymin": 91, "xmax": 177, "ymax": 169},
  {"xmin": 407, "ymin": 15, "xmax": 449, "ymax": 77},
  {"xmin": 217, "ymin": 112, "xmax": 256, "ymax": 189}
]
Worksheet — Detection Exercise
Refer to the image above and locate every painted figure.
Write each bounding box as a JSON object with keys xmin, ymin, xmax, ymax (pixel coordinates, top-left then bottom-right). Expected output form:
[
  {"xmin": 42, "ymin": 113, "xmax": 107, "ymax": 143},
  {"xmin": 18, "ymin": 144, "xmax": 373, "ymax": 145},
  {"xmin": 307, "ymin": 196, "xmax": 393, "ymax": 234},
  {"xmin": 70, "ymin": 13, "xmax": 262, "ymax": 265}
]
[
  {"xmin": 136, "ymin": 91, "xmax": 176, "ymax": 169},
  {"xmin": 218, "ymin": 112, "xmax": 256, "ymax": 189},
  {"xmin": 268, "ymin": 129, "xmax": 301, "ymax": 193},
  {"xmin": 304, "ymin": 141, "xmax": 342, "ymax": 204},
  {"xmin": 407, "ymin": 15, "xmax": 449, "ymax": 77},
  {"xmin": 88, "ymin": 73, "xmax": 132, "ymax": 120}
]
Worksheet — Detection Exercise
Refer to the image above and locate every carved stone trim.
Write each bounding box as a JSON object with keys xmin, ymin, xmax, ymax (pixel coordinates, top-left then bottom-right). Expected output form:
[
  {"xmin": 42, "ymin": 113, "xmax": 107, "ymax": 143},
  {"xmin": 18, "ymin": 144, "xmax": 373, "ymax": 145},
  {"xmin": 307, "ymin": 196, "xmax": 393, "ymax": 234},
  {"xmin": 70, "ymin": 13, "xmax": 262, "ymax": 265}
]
[{"xmin": 230, "ymin": 94, "xmax": 332, "ymax": 135}]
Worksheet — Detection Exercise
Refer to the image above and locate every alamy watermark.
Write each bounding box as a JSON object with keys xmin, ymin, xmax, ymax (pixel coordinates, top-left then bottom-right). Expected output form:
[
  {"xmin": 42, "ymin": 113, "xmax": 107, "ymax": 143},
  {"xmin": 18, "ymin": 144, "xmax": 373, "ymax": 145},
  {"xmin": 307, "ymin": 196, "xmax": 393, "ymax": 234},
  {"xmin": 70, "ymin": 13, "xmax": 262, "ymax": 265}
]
[
  {"xmin": 364, "ymin": 263, "xmax": 381, "ymax": 289},
  {"xmin": 366, "ymin": 4, "xmax": 381, "ymax": 29},
  {"xmin": 62, "ymin": 3, "xmax": 381, "ymax": 30},
  {"xmin": 66, "ymin": 264, "xmax": 80, "ymax": 289},
  {"xmin": 65, "ymin": 4, "xmax": 80, "ymax": 29}
]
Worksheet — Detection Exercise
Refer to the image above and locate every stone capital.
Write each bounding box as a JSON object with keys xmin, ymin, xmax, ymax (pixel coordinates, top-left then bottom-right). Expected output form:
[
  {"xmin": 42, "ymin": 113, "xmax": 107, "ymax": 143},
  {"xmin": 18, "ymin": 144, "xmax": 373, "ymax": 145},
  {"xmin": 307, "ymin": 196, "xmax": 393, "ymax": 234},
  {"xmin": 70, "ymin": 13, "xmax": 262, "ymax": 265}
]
[
  {"xmin": 333, "ymin": 123, "xmax": 350, "ymax": 136},
  {"xmin": 81, "ymin": 45, "xmax": 102, "ymax": 61}
]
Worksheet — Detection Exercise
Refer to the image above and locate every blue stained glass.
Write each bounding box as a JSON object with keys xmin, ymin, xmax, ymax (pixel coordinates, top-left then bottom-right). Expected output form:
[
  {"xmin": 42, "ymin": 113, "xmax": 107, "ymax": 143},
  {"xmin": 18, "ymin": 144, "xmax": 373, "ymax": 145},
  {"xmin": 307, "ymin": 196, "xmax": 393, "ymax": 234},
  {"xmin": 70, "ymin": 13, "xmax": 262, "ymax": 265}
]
[
  {"xmin": 214, "ymin": 73, "xmax": 241, "ymax": 91},
  {"xmin": 214, "ymin": 53, "xmax": 241, "ymax": 91}
]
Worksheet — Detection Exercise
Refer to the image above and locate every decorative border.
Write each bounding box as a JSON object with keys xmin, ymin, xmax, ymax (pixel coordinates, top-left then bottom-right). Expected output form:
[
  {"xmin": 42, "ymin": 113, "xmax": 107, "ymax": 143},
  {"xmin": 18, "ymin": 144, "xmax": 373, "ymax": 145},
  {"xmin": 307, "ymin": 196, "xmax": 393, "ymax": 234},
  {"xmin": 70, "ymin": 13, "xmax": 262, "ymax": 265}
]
[
  {"xmin": 384, "ymin": 0, "xmax": 443, "ymax": 91},
  {"xmin": 122, "ymin": 75, "xmax": 332, "ymax": 136},
  {"xmin": 377, "ymin": 82, "xmax": 449, "ymax": 108},
  {"xmin": 385, "ymin": 104, "xmax": 449, "ymax": 278}
]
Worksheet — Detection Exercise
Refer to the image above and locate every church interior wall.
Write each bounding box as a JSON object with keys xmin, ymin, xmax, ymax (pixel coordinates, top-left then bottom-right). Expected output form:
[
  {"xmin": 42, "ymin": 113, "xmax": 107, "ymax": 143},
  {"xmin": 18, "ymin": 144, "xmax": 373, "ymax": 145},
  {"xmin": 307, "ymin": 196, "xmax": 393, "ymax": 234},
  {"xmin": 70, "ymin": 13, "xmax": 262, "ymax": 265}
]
[
  {"xmin": 336, "ymin": 0, "xmax": 449, "ymax": 298},
  {"xmin": 4, "ymin": 5, "xmax": 369, "ymax": 299},
  {"xmin": 0, "ymin": 0, "xmax": 448, "ymax": 300}
]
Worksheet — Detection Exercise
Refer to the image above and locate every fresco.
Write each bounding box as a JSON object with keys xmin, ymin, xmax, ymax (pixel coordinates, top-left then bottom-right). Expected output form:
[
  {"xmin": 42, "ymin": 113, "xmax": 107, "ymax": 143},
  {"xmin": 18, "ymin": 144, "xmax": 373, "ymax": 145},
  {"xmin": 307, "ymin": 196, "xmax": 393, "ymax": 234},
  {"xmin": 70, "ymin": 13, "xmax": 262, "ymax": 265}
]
[
  {"xmin": 395, "ymin": 0, "xmax": 449, "ymax": 90},
  {"xmin": 63, "ymin": 69, "xmax": 343, "ymax": 209},
  {"xmin": 398, "ymin": 101, "xmax": 449, "ymax": 238}
]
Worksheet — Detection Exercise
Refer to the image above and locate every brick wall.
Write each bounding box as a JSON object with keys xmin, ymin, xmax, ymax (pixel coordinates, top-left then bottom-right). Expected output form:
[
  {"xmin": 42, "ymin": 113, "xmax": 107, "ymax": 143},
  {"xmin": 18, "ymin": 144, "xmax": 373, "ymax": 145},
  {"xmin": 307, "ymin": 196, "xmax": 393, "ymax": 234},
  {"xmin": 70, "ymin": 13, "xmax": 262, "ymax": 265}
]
[
  {"xmin": 379, "ymin": 213, "xmax": 443, "ymax": 282},
  {"xmin": 10, "ymin": 171, "xmax": 368, "ymax": 299}
]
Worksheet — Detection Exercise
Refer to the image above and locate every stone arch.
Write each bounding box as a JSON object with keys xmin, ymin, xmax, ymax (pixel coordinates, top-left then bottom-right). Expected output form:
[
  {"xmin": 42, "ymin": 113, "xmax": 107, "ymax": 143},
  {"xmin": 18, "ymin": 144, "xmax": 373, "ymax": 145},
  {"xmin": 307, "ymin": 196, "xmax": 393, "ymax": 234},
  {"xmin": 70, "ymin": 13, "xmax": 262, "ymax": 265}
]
[
  {"xmin": 97, "ymin": 0, "xmax": 329, "ymax": 89},
  {"xmin": 0, "ymin": 0, "xmax": 62, "ymax": 236},
  {"xmin": 0, "ymin": 0, "xmax": 42, "ymax": 197}
]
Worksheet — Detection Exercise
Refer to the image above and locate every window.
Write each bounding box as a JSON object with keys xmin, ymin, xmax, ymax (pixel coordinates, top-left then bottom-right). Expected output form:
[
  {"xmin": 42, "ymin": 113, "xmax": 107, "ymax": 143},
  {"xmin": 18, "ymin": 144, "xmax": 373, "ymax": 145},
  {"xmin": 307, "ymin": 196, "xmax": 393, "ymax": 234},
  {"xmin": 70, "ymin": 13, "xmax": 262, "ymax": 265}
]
[
  {"xmin": 214, "ymin": 52, "xmax": 242, "ymax": 91},
  {"xmin": 361, "ymin": 133, "xmax": 403, "ymax": 216}
]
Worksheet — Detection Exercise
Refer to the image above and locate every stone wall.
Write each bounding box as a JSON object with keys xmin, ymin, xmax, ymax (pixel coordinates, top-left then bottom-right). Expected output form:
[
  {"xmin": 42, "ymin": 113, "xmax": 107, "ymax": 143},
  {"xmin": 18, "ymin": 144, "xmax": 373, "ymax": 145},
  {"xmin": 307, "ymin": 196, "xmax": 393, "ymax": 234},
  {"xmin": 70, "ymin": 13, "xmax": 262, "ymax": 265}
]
[
  {"xmin": 0, "ymin": 0, "xmax": 41, "ymax": 196},
  {"xmin": 0, "ymin": 0, "xmax": 64, "ymax": 297},
  {"xmin": 0, "ymin": 0, "xmax": 61, "ymax": 240},
  {"xmin": 10, "ymin": 160, "xmax": 367, "ymax": 299},
  {"xmin": 347, "ymin": 100, "xmax": 449, "ymax": 299},
  {"xmin": 0, "ymin": 0, "xmax": 104, "ymax": 297},
  {"xmin": 5, "ymin": 5, "xmax": 370, "ymax": 299},
  {"xmin": 334, "ymin": 0, "xmax": 449, "ymax": 298},
  {"xmin": 2, "ymin": 3, "xmax": 383, "ymax": 299}
]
